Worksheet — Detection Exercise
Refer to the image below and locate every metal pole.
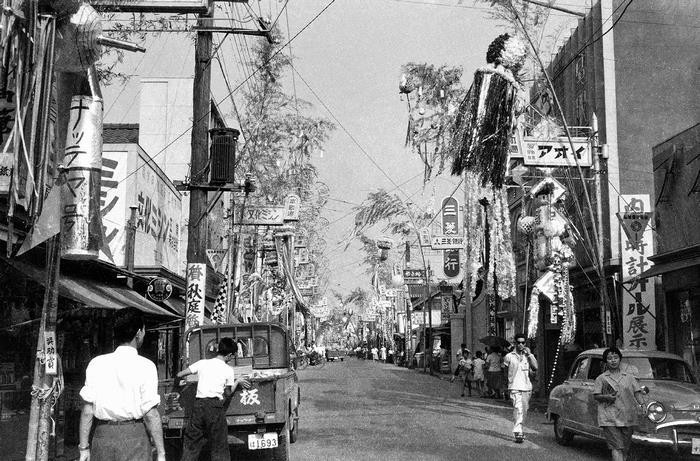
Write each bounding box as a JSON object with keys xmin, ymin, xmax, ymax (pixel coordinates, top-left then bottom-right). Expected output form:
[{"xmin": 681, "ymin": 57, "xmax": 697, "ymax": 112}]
[
  {"xmin": 462, "ymin": 170, "xmax": 472, "ymax": 349},
  {"xmin": 125, "ymin": 206, "xmax": 138, "ymax": 289}
]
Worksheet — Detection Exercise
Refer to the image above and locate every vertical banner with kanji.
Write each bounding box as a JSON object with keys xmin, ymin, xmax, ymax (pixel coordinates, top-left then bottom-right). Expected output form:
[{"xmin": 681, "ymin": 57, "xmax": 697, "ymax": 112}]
[
  {"xmin": 619, "ymin": 195, "xmax": 656, "ymax": 350},
  {"xmin": 441, "ymin": 196, "xmax": 461, "ymax": 280},
  {"xmin": 186, "ymin": 263, "xmax": 207, "ymax": 329}
]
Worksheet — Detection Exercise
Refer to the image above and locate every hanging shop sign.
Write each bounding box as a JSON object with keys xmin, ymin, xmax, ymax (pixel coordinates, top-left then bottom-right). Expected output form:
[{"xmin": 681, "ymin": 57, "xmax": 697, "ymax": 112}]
[
  {"xmin": 294, "ymin": 234, "xmax": 307, "ymax": 248},
  {"xmin": 294, "ymin": 247, "xmax": 310, "ymax": 265},
  {"xmin": 619, "ymin": 195, "xmax": 656, "ymax": 350},
  {"xmin": 521, "ymin": 137, "xmax": 592, "ymax": 167},
  {"xmin": 206, "ymin": 249, "xmax": 228, "ymax": 273},
  {"xmin": 44, "ymin": 331, "xmax": 58, "ymax": 376},
  {"xmin": 385, "ymin": 288, "xmax": 397, "ymax": 298},
  {"xmin": 283, "ymin": 194, "xmax": 301, "ymax": 221},
  {"xmin": 403, "ymin": 269, "xmax": 426, "ymax": 285},
  {"xmin": 241, "ymin": 206, "xmax": 285, "ymax": 226},
  {"xmin": 430, "ymin": 235, "xmax": 464, "ymax": 250},
  {"xmin": 617, "ymin": 210, "xmax": 653, "ymax": 251},
  {"xmin": 442, "ymin": 196, "xmax": 461, "ymax": 279},
  {"xmin": 185, "ymin": 263, "xmax": 206, "ymax": 329},
  {"xmin": 90, "ymin": 0, "xmax": 208, "ymax": 13},
  {"xmin": 418, "ymin": 228, "xmax": 432, "ymax": 247},
  {"xmin": 147, "ymin": 277, "xmax": 173, "ymax": 301}
]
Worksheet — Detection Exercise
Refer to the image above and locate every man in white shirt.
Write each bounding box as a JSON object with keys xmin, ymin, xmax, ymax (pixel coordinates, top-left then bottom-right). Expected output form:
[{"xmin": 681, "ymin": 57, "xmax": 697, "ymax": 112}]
[
  {"xmin": 78, "ymin": 307, "xmax": 165, "ymax": 461},
  {"xmin": 503, "ymin": 333, "xmax": 538, "ymax": 444},
  {"xmin": 177, "ymin": 337, "xmax": 250, "ymax": 461}
]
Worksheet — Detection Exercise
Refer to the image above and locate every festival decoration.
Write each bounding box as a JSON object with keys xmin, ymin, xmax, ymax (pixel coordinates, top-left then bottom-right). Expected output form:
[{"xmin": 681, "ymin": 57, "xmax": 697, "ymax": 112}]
[
  {"xmin": 520, "ymin": 175, "xmax": 577, "ymax": 343},
  {"xmin": 451, "ymin": 33, "xmax": 526, "ymax": 188}
]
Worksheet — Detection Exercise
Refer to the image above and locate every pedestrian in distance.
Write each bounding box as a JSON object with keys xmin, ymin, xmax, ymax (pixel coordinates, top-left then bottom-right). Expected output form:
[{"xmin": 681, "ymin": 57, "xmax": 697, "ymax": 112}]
[
  {"xmin": 503, "ymin": 333, "xmax": 538, "ymax": 444},
  {"xmin": 485, "ymin": 346, "xmax": 504, "ymax": 399},
  {"xmin": 472, "ymin": 351, "xmax": 486, "ymax": 396},
  {"xmin": 177, "ymin": 337, "xmax": 251, "ymax": 461},
  {"xmin": 78, "ymin": 307, "xmax": 166, "ymax": 461},
  {"xmin": 450, "ymin": 344, "xmax": 468, "ymax": 382},
  {"xmin": 380, "ymin": 345, "xmax": 387, "ymax": 362},
  {"xmin": 371, "ymin": 346, "xmax": 379, "ymax": 361},
  {"xmin": 593, "ymin": 347, "xmax": 645, "ymax": 461}
]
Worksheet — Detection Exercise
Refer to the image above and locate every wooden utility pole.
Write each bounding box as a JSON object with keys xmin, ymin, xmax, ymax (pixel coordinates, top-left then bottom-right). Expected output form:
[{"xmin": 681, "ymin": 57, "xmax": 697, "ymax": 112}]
[
  {"xmin": 592, "ymin": 113, "xmax": 611, "ymax": 345},
  {"xmin": 187, "ymin": 4, "xmax": 213, "ymax": 275}
]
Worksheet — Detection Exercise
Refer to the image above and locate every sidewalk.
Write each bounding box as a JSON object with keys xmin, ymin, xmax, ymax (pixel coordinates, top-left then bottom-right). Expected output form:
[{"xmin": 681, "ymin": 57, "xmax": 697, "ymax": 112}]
[{"xmin": 428, "ymin": 370, "xmax": 550, "ymax": 415}]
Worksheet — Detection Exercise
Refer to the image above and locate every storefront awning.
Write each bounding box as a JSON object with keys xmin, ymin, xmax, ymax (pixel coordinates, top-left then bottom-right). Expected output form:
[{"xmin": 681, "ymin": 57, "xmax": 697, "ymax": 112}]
[
  {"xmin": 4, "ymin": 258, "xmax": 179, "ymax": 318},
  {"xmin": 636, "ymin": 255, "xmax": 700, "ymax": 280}
]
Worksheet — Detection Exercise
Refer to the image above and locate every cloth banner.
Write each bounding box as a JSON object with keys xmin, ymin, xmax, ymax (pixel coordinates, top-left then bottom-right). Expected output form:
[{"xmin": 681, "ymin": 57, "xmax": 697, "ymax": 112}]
[
  {"xmin": 275, "ymin": 232, "xmax": 309, "ymax": 316},
  {"xmin": 211, "ymin": 269, "xmax": 229, "ymax": 324}
]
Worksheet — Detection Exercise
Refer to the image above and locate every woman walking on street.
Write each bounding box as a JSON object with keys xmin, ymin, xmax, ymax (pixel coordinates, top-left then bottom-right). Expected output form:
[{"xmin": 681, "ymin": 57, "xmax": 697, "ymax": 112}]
[{"xmin": 485, "ymin": 346, "xmax": 504, "ymax": 399}]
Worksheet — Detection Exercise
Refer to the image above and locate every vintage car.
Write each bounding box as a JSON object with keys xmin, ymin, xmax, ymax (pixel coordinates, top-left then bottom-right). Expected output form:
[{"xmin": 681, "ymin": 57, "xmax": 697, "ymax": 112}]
[{"xmin": 547, "ymin": 348, "xmax": 700, "ymax": 459}]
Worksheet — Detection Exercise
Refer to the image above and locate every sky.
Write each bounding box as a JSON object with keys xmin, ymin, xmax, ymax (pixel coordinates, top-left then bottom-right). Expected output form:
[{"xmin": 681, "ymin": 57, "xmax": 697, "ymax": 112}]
[{"xmin": 102, "ymin": 0, "xmax": 583, "ymax": 297}]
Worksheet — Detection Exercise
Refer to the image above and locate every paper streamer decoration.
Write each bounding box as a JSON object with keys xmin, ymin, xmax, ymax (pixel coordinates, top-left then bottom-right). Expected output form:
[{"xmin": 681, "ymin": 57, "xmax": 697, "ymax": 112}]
[{"xmin": 61, "ymin": 95, "xmax": 103, "ymax": 259}]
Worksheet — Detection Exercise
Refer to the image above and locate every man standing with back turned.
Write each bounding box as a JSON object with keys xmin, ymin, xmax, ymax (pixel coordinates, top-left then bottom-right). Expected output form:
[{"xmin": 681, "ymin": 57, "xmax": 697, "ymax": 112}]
[
  {"xmin": 78, "ymin": 307, "xmax": 166, "ymax": 461},
  {"xmin": 503, "ymin": 332, "xmax": 538, "ymax": 444}
]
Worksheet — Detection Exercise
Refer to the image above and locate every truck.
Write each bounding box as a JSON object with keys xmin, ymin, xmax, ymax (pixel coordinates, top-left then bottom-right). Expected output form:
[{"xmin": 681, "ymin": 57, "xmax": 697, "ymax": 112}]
[{"xmin": 159, "ymin": 322, "xmax": 300, "ymax": 460}]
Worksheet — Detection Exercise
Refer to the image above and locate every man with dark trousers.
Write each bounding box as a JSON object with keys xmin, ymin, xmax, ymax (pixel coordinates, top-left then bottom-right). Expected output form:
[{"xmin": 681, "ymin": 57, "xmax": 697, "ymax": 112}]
[
  {"xmin": 178, "ymin": 337, "xmax": 251, "ymax": 461},
  {"xmin": 78, "ymin": 307, "xmax": 166, "ymax": 461}
]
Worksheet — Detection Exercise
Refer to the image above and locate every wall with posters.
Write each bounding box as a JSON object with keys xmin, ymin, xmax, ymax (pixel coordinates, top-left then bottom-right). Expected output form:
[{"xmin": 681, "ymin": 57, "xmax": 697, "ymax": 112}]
[{"xmin": 100, "ymin": 139, "xmax": 182, "ymax": 273}]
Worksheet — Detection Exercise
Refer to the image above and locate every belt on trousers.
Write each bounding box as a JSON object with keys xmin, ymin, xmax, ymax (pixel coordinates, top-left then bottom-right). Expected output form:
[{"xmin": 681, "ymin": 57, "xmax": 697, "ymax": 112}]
[{"xmin": 95, "ymin": 418, "xmax": 143, "ymax": 426}]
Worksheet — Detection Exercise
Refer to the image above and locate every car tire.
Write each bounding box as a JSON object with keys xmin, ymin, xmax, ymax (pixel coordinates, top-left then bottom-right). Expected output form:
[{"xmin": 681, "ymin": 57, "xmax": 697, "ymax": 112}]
[
  {"xmin": 553, "ymin": 415, "xmax": 575, "ymax": 445},
  {"xmin": 271, "ymin": 424, "xmax": 291, "ymax": 461}
]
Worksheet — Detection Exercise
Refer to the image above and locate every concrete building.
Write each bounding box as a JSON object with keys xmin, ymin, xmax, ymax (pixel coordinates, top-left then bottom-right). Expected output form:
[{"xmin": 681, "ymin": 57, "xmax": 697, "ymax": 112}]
[{"xmin": 495, "ymin": 0, "xmax": 700, "ymax": 391}]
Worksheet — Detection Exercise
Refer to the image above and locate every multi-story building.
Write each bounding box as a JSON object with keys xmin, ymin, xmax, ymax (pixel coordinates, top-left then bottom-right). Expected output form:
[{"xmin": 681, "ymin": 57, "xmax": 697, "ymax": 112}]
[{"xmin": 498, "ymin": 0, "xmax": 700, "ymax": 390}]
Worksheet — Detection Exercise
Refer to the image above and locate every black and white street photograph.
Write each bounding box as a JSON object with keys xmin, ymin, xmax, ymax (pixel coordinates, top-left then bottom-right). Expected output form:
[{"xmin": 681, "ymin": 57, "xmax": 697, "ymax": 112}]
[{"xmin": 0, "ymin": 0, "xmax": 698, "ymax": 460}]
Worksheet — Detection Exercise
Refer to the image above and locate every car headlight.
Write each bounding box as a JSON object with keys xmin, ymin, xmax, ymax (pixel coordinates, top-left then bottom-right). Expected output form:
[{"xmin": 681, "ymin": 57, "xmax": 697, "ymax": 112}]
[{"xmin": 646, "ymin": 401, "xmax": 667, "ymax": 423}]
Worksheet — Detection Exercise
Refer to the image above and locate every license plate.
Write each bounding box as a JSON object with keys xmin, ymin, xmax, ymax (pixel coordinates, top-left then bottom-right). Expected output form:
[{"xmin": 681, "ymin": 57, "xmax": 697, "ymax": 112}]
[
  {"xmin": 693, "ymin": 437, "xmax": 700, "ymax": 455},
  {"xmin": 248, "ymin": 432, "xmax": 278, "ymax": 450}
]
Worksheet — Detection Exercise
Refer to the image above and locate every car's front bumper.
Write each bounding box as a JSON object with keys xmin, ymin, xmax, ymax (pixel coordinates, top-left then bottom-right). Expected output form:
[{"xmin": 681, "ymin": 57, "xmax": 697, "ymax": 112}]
[{"xmin": 633, "ymin": 420, "xmax": 700, "ymax": 454}]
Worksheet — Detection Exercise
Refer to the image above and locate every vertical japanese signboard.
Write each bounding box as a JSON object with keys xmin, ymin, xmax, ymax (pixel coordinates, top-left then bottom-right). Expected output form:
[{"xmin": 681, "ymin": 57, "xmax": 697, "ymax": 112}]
[
  {"xmin": 441, "ymin": 197, "xmax": 461, "ymax": 279},
  {"xmin": 619, "ymin": 195, "xmax": 656, "ymax": 350},
  {"xmin": 186, "ymin": 263, "xmax": 207, "ymax": 329}
]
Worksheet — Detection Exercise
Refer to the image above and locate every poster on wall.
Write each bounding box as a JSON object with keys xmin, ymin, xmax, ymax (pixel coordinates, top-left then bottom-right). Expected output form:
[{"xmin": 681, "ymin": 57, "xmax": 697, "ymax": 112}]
[{"xmin": 619, "ymin": 195, "xmax": 656, "ymax": 350}]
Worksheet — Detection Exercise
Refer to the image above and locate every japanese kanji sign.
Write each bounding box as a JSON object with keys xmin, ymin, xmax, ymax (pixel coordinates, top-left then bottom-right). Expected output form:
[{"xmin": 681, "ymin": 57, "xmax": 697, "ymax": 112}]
[
  {"xmin": 619, "ymin": 195, "xmax": 656, "ymax": 350},
  {"xmin": 617, "ymin": 210, "xmax": 653, "ymax": 251},
  {"xmin": 44, "ymin": 331, "xmax": 57, "ymax": 375},
  {"xmin": 441, "ymin": 196, "xmax": 461, "ymax": 279},
  {"xmin": 241, "ymin": 206, "xmax": 285, "ymax": 225},
  {"xmin": 430, "ymin": 235, "xmax": 464, "ymax": 250},
  {"xmin": 283, "ymin": 194, "xmax": 301, "ymax": 221},
  {"xmin": 403, "ymin": 269, "xmax": 426, "ymax": 285},
  {"xmin": 522, "ymin": 137, "xmax": 592, "ymax": 167},
  {"xmin": 206, "ymin": 249, "xmax": 228, "ymax": 273},
  {"xmin": 186, "ymin": 263, "xmax": 207, "ymax": 329}
]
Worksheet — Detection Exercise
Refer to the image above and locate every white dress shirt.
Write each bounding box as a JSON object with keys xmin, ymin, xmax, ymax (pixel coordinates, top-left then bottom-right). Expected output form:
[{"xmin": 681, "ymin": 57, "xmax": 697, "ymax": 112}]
[
  {"xmin": 79, "ymin": 346, "xmax": 160, "ymax": 421},
  {"xmin": 189, "ymin": 358, "xmax": 236, "ymax": 399}
]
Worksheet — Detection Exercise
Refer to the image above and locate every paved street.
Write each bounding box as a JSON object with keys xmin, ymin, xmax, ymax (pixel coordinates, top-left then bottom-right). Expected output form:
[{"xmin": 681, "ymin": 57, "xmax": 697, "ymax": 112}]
[{"xmin": 286, "ymin": 358, "xmax": 610, "ymax": 461}]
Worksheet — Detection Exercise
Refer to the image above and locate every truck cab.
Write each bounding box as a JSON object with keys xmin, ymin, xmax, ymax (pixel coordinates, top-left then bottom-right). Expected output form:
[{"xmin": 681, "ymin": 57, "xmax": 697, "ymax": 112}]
[{"xmin": 160, "ymin": 322, "xmax": 300, "ymax": 460}]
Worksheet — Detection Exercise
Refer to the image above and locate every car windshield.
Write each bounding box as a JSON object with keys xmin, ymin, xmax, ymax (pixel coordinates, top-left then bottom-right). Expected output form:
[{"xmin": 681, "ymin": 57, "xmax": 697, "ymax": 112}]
[{"xmin": 623, "ymin": 357, "xmax": 696, "ymax": 384}]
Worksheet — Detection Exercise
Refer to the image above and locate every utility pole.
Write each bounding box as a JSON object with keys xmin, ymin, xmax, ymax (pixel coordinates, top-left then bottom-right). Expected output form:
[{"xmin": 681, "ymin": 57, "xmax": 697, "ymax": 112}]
[
  {"xmin": 462, "ymin": 171, "xmax": 472, "ymax": 350},
  {"xmin": 185, "ymin": 0, "xmax": 213, "ymax": 324},
  {"xmin": 125, "ymin": 205, "xmax": 139, "ymax": 289},
  {"xmin": 592, "ymin": 113, "xmax": 611, "ymax": 346}
]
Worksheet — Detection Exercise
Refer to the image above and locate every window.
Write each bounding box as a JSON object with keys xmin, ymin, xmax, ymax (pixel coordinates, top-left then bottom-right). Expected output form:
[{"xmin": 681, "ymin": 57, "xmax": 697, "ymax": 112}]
[
  {"xmin": 588, "ymin": 357, "xmax": 605, "ymax": 379},
  {"xmin": 570, "ymin": 357, "xmax": 590, "ymax": 380}
]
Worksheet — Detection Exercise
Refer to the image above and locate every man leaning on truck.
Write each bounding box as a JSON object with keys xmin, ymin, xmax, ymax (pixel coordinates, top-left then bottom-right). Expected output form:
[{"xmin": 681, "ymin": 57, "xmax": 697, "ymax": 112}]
[{"xmin": 177, "ymin": 337, "xmax": 251, "ymax": 461}]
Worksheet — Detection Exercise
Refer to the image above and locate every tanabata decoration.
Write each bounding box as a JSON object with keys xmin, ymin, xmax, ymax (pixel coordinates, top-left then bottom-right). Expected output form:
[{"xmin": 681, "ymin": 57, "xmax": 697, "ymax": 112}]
[
  {"xmin": 452, "ymin": 34, "xmax": 527, "ymax": 303},
  {"xmin": 519, "ymin": 175, "xmax": 577, "ymax": 343},
  {"xmin": 451, "ymin": 33, "xmax": 526, "ymax": 188}
]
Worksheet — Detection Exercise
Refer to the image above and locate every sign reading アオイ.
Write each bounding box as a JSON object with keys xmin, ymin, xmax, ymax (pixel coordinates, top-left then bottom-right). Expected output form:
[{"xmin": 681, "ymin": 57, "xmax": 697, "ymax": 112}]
[{"xmin": 619, "ymin": 195, "xmax": 656, "ymax": 350}]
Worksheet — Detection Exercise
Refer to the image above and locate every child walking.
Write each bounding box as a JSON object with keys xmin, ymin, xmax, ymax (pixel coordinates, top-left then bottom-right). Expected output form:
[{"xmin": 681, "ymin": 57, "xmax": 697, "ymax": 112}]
[{"xmin": 472, "ymin": 351, "xmax": 486, "ymax": 397}]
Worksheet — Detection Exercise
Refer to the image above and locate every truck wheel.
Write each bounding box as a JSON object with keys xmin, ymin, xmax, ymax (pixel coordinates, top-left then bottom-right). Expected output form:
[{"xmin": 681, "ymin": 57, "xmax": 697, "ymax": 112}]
[
  {"xmin": 289, "ymin": 418, "xmax": 298, "ymax": 443},
  {"xmin": 553, "ymin": 415, "xmax": 574, "ymax": 446},
  {"xmin": 272, "ymin": 425, "xmax": 290, "ymax": 461}
]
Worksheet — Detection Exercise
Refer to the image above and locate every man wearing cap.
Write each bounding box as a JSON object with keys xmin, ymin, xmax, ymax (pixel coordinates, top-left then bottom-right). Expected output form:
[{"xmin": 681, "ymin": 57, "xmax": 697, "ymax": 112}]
[{"xmin": 78, "ymin": 307, "xmax": 165, "ymax": 461}]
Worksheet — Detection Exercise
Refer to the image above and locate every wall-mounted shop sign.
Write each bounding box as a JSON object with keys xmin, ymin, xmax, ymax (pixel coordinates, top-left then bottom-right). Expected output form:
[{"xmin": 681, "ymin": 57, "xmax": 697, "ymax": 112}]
[
  {"xmin": 442, "ymin": 196, "xmax": 461, "ymax": 279},
  {"xmin": 521, "ymin": 137, "xmax": 591, "ymax": 167},
  {"xmin": 430, "ymin": 235, "xmax": 464, "ymax": 250},
  {"xmin": 147, "ymin": 277, "xmax": 173, "ymax": 301},
  {"xmin": 403, "ymin": 269, "xmax": 426, "ymax": 285},
  {"xmin": 241, "ymin": 206, "xmax": 285, "ymax": 226}
]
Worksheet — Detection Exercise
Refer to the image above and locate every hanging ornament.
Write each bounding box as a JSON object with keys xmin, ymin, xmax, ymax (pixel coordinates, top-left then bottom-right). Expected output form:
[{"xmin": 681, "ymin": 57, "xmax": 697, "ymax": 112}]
[{"xmin": 450, "ymin": 33, "xmax": 526, "ymax": 188}]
